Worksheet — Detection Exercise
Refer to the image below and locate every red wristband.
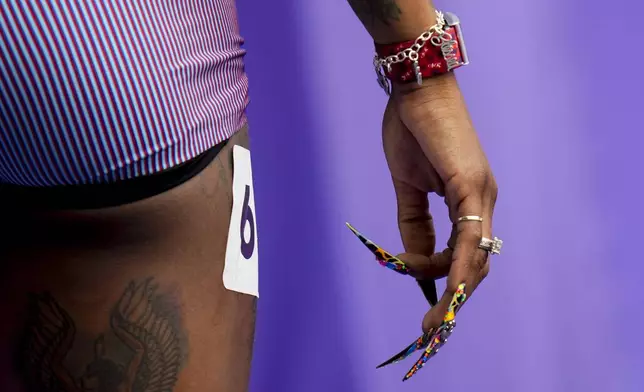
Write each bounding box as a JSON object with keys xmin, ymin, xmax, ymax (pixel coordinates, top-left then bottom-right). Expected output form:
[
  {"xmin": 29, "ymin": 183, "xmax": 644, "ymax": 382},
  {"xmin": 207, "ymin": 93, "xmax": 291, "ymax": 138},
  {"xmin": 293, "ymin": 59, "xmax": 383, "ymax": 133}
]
[
  {"xmin": 375, "ymin": 26, "xmax": 465, "ymax": 83},
  {"xmin": 373, "ymin": 12, "xmax": 469, "ymax": 91}
]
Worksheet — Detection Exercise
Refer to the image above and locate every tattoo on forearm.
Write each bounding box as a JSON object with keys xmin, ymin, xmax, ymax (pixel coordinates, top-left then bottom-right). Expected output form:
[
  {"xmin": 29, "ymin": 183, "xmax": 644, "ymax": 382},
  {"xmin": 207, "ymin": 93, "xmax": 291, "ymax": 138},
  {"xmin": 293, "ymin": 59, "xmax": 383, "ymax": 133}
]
[
  {"xmin": 347, "ymin": 0, "xmax": 402, "ymax": 28},
  {"xmin": 16, "ymin": 277, "xmax": 186, "ymax": 392}
]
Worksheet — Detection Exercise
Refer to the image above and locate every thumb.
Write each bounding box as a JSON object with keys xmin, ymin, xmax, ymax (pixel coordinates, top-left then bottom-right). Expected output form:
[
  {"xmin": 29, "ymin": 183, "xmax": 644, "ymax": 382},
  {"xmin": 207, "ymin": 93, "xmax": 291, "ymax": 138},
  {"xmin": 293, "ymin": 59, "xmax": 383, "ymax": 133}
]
[
  {"xmin": 398, "ymin": 223, "xmax": 458, "ymax": 279},
  {"xmin": 395, "ymin": 250, "xmax": 453, "ymax": 280}
]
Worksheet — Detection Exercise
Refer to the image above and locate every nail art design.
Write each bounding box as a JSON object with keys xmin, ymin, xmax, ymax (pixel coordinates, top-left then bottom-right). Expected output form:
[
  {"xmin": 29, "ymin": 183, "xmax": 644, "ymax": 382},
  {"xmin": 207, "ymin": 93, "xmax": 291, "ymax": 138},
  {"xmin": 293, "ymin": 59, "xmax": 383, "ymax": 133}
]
[
  {"xmin": 376, "ymin": 329, "xmax": 434, "ymax": 368},
  {"xmin": 402, "ymin": 284, "xmax": 467, "ymax": 381},
  {"xmin": 346, "ymin": 222, "xmax": 438, "ymax": 306},
  {"xmin": 346, "ymin": 223, "xmax": 467, "ymax": 380},
  {"xmin": 444, "ymin": 283, "xmax": 467, "ymax": 322},
  {"xmin": 345, "ymin": 223, "xmax": 410, "ymax": 275}
]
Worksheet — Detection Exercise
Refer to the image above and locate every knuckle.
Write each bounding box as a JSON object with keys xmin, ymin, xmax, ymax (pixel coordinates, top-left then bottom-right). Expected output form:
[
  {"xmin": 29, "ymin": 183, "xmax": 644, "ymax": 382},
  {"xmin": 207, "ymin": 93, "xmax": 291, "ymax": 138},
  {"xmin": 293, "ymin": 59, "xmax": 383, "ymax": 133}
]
[
  {"xmin": 449, "ymin": 169, "xmax": 494, "ymax": 203},
  {"xmin": 446, "ymin": 170, "xmax": 484, "ymax": 199},
  {"xmin": 468, "ymin": 169, "xmax": 489, "ymax": 189}
]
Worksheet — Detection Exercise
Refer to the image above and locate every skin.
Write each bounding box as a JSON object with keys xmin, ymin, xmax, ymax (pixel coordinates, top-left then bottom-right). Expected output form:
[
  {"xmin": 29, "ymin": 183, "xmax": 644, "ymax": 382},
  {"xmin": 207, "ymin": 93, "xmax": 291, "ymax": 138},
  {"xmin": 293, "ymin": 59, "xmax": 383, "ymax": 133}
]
[
  {"xmin": 0, "ymin": 1, "xmax": 496, "ymax": 390},
  {"xmin": 348, "ymin": 0, "xmax": 498, "ymax": 330},
  {"xmin": 0, "ymin": 128, "xmax": 256, "ymax": 392}
]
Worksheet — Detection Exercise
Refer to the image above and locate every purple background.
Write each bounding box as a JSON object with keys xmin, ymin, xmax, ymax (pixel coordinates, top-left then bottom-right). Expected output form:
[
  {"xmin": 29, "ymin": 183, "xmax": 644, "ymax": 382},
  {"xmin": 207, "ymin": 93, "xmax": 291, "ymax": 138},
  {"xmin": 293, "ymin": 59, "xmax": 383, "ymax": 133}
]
[{"xmin": 237, "ymin": 0, "xmax": 643, "ymax": 391}]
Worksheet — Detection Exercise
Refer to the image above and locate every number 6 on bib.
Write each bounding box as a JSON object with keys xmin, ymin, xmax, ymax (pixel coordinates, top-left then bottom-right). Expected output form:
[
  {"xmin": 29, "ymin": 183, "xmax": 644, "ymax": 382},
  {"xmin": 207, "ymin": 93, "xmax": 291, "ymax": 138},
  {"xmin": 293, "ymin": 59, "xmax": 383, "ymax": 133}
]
[{"xmin": 223, "ymin": 145, "xmax": 259, "ymax": 297}]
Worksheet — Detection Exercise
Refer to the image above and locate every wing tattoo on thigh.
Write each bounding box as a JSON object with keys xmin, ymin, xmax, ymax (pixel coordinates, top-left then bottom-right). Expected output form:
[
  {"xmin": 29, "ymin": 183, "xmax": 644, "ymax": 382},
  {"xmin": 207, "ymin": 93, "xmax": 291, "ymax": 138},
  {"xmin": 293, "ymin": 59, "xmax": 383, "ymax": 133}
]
[
  {"xmin": 18, "ymin": 278, "xmax": 182, "ymax": 392},
  {"xmin": 19, "ymin": 292, "xmax": 79, "ymax": 392}
]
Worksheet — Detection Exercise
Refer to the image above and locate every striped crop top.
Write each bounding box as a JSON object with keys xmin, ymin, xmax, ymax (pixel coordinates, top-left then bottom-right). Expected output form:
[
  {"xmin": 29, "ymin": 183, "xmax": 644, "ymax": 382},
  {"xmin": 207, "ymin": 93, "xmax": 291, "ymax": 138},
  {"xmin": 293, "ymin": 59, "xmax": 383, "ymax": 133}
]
[{"xmin": 0, "ymin": 0, "xmax": 248, "ymax": 186}]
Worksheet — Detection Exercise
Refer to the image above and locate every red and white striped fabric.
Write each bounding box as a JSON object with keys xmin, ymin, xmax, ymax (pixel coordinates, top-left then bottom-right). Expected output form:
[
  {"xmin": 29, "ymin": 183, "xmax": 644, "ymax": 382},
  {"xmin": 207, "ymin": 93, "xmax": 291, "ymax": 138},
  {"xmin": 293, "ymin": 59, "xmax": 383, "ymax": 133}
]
[{"xmin": 0, "ymin": 0, "xmax": 249, "ymax": 186}]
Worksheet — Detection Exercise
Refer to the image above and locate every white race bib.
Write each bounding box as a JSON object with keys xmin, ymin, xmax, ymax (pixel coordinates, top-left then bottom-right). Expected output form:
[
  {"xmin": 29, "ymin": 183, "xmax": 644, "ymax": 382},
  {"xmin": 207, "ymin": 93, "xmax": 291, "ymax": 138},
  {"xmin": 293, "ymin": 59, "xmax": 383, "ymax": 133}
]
[{"xmin": 223, "ymin": 145, "xmax": 259, "ymax": 297}]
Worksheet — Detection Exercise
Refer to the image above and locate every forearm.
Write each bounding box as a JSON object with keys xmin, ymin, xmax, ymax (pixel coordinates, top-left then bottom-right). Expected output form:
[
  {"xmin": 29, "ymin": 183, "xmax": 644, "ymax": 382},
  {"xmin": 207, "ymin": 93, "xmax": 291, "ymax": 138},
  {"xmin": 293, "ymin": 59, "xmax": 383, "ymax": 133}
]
[{"xmin": 347, "ymin": 0, "xmax": 437, "ymax": 44}]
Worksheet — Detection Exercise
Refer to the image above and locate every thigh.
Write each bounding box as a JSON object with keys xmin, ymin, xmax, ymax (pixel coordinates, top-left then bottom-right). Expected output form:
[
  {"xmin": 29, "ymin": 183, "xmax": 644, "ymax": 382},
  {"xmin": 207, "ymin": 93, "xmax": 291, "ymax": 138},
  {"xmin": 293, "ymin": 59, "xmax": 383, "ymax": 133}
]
[{"xmin": 0, "ymin": 128, "xmax": 255, "ymax": 392}]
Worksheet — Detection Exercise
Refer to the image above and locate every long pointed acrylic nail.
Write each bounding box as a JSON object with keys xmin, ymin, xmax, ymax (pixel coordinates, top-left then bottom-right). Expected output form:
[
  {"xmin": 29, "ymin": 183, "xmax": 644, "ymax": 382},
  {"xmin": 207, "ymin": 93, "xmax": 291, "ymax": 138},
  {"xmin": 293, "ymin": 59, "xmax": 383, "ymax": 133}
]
[
  {"xmin": 376, "ymin": 330, "xmax": 433, "ymax": 369},
  {"xmin": 417, "ymin": 279, "xmax": 439, "ymax": 307},
  {"xmin": 345, "ymin": 222, "xmax": 410, "ymax": 275},
  {"xmin": 402, "ymin": 284, "xmax": 468, "ymax": 381},
  {"xmin": 445, "ymin": 283, "xmax": 468, "ymax": 322},
  {"xmin": 402, "ymin": 325, "xmax": 451, "ymax": 381}
]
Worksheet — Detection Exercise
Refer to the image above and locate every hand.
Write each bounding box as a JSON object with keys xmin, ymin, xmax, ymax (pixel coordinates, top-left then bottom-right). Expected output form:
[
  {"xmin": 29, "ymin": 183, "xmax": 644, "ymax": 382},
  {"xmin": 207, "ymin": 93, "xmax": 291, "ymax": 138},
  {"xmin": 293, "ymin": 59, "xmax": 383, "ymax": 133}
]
[{"xmin": 382, "ymin": 74, "xmax": 498, "ymax": 331}]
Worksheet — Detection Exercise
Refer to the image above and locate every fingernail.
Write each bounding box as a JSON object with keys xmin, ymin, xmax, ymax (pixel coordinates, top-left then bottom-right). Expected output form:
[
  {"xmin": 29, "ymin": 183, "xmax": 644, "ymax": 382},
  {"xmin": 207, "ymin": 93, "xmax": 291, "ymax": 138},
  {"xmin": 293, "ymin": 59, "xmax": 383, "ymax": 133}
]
[
  {"xmin": 402, "ymin": 331, "xmax": 442, "ymax": 381},
  {"xmin": 403, "ymin": 321, "xmax": 456, "ymax": 381},
  {"xmin": 345, "ymin": 223, "xmax": 410, "ymax": 275},
  {"xmin": 417, "ymin": 279, "xmax": 439, "ymax": 307},
  {"xmin": 444, "ymin": 283, "xmax": 467, "ymax": 322},
  {"xmin": 404, "ymin": 285, "xmax": 468, "ymax": 380},
  {"xmin": 376, "ymin": 331, "xmax": 433, "ymax": 369}
]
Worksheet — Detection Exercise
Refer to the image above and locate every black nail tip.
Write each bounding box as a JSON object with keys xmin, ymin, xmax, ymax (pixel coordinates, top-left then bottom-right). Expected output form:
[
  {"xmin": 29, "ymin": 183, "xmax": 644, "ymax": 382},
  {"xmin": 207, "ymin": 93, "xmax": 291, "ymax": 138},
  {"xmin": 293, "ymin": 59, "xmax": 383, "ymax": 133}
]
[
  {"xmin": 376, "ymin": 362, "xmax": 389, "ymax": 369},
  {"xmin": 376, "ymin": 359, "xmax": 393, "ymax": 369}
]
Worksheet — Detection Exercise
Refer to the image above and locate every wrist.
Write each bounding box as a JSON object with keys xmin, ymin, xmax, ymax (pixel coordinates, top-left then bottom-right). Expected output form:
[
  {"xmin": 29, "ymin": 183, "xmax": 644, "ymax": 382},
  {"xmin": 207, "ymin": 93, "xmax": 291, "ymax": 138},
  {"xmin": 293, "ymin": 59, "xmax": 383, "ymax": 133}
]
[
  {"xmin": 393, "ymin": 72, "xmax": 458, "ymax": 96},
  {"xmin": 392, "ymin": 73, "xmax": 465, "ymax": 117}
]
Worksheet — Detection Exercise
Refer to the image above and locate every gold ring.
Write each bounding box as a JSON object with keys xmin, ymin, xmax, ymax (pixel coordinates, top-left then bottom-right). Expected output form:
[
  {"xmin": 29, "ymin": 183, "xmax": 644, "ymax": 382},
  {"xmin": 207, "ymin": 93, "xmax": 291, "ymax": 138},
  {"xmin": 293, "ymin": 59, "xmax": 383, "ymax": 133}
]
[{"xmin": 457, "ymin": 215, "xmax": 483, "ymax": 223}]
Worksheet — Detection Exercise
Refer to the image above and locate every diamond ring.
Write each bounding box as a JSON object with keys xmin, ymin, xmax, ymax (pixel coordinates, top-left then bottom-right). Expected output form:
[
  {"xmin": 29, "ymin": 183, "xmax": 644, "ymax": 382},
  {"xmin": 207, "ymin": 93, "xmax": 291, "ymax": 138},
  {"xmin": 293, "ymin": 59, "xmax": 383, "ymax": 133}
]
[{"xmin": 479, "ymin": 237, "xmax": 503, "ymax": 255}]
